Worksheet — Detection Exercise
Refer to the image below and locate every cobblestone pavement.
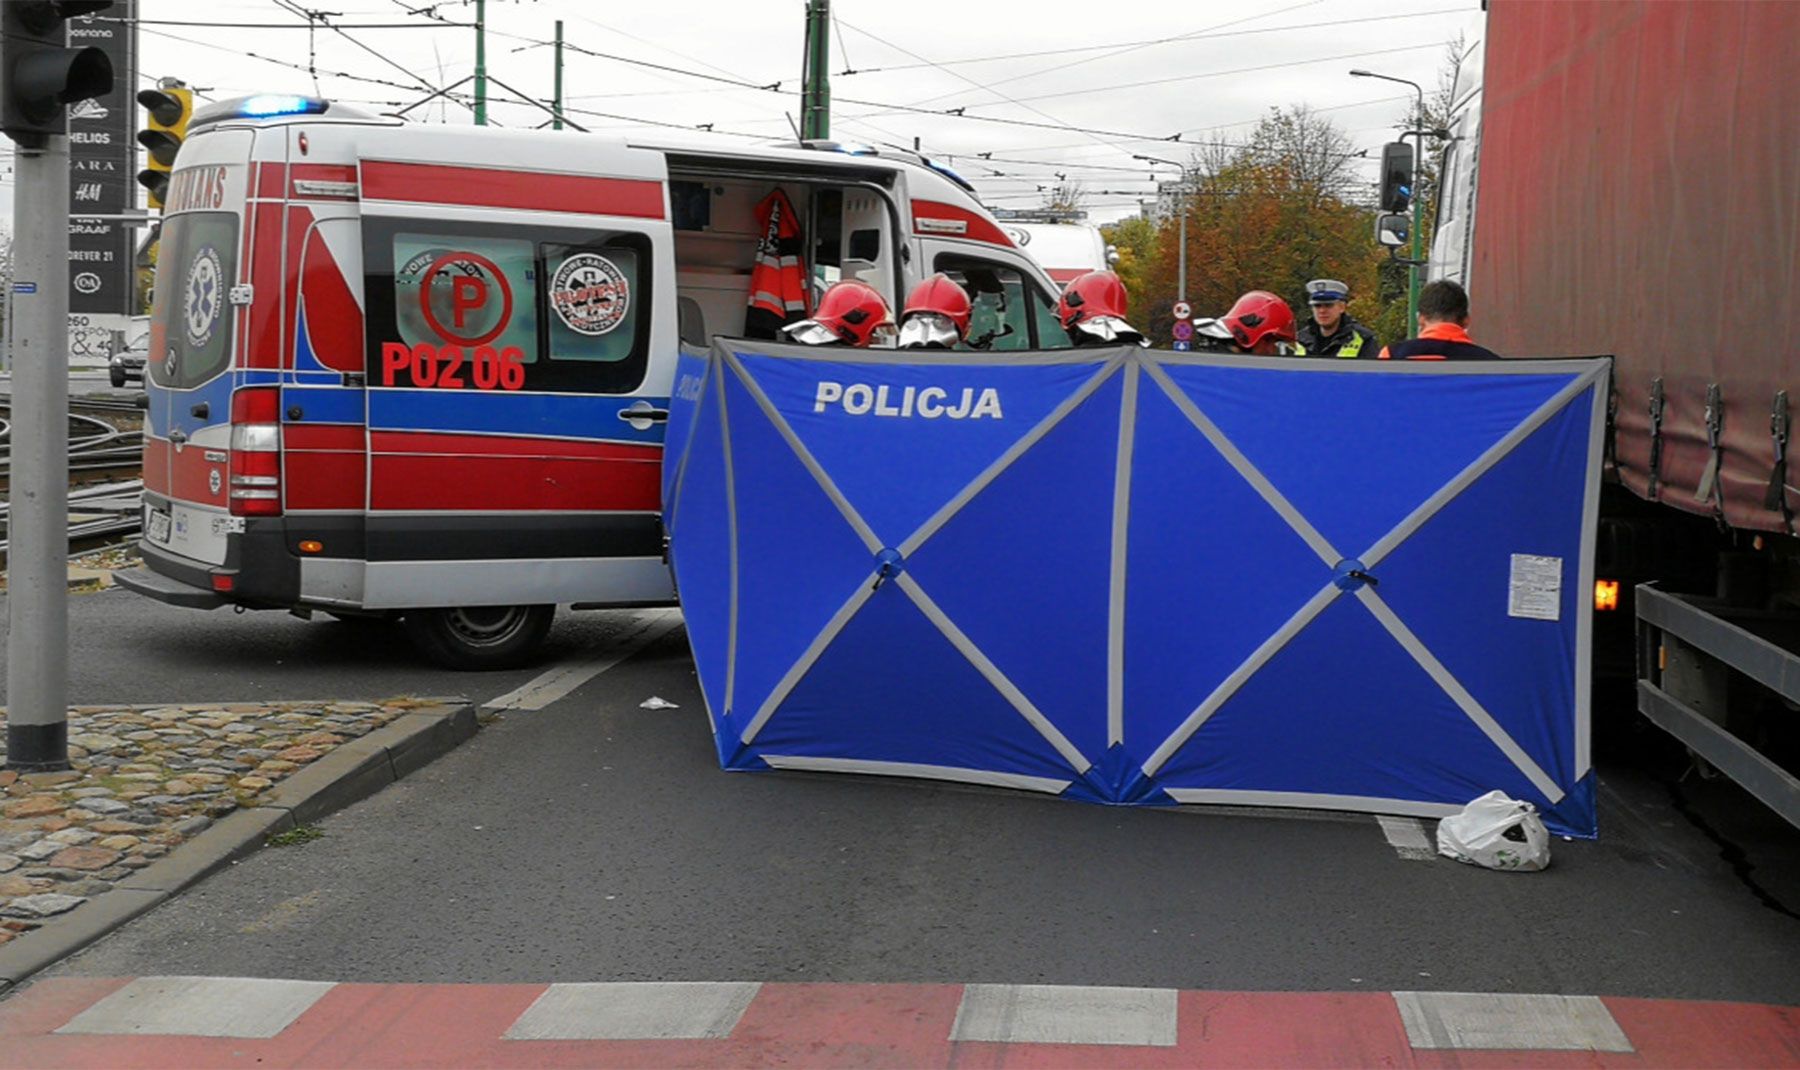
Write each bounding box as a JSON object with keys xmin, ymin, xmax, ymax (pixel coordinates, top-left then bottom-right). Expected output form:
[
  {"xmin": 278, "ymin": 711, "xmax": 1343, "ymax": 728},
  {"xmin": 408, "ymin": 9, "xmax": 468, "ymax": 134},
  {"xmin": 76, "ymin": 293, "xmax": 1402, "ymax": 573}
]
[{"xmin": 0, "ymin": 700, "xmax": 422, "ymax": 942}]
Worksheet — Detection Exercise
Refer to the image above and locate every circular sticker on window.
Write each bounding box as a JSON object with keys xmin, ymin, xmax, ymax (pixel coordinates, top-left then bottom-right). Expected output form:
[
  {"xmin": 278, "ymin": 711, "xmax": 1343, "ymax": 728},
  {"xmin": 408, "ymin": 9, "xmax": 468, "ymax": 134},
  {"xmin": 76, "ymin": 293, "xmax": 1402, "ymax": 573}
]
[
  {"xmin": 183, "ymin": 245, "xmax": 224, "ymax": 349},
  {"xmin": 398, "ymin": 248, "xmax": 516, "ymax": 347},
  {"xmin": 549, "ymin": 253, "xmax": 630, "ymax": 336}
]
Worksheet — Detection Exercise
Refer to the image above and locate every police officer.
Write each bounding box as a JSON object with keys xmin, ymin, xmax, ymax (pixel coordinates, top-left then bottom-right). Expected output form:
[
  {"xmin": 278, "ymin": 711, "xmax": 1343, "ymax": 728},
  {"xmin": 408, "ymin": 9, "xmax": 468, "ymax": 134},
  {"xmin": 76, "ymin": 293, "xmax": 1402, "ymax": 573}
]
[{"xmin": 1295, "ymin": 278, "xmax": 1377, "ymax": 357}]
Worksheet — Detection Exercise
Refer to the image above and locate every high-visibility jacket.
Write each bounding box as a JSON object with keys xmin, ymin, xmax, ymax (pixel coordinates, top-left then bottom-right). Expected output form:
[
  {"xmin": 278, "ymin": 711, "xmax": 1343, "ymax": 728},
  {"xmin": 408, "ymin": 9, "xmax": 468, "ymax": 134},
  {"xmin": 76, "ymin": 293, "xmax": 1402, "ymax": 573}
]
[
  {"xmin": 1377, "ymin": 321, "xmax": 1502, "ymax": 360},
  {"xmin": 745, "ymin": 188, "xmax": 807, "ymax": 339},
  {"xmin": 1295, "ymin": 317, "xmax": 1377, "ymax": 357}
]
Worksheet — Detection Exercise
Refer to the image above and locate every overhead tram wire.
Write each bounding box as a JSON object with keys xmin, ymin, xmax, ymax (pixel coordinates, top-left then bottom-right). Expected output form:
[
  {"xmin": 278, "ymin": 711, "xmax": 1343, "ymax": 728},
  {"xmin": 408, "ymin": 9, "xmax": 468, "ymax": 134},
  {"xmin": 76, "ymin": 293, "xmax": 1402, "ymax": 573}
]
[
  {"xmin": 834, "ymin": 18, "xmax": 1137, "ymax": 168},
  {"xmin": 266, "ymin": 0, "xmax": 449, "ymax": 99},
  {"xmin": 898, "ymin": 0, "xmax": 1322, "ymax": 111},
  {"xmin": 839, "ymin": 8, "xmax": 1468, "ymax": 76}
]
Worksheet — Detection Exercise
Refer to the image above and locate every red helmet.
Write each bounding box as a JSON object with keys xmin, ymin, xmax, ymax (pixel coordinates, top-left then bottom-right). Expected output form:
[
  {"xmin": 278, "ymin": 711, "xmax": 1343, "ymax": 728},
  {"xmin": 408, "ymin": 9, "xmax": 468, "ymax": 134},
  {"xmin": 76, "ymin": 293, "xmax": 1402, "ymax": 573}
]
[
  {"xmin": 784, "ymin": 280, "xmax": 893, "ymax": 347},
  {"xmin": 1057, "ymin": 270, "xmax": 1130, "ymax": 331},
  {"xmin": 898, "ymin": 274, "xmax": 973, "ymax": 348},
  {"xmin": 1221, "ymin": 290, "xmax": 1297, "ymax": 354}
]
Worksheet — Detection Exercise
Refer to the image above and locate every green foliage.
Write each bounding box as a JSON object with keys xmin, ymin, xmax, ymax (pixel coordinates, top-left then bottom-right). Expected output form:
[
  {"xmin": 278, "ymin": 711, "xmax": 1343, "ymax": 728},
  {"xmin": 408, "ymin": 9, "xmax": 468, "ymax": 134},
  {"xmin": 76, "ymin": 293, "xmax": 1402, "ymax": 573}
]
[
  {"xmin": 1102, "ymin": 215, "xmax": 1159, "ymax": 324},
  {"xmin": 1119, "ymin": 42, "xmax": 1465, "ymax": 349}
]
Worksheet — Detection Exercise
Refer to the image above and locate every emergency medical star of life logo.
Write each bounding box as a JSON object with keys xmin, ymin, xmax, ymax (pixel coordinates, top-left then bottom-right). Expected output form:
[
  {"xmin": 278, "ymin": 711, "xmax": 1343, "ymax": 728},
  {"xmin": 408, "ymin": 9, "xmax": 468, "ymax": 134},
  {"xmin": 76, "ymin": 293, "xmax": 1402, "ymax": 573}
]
[
  {"xmin": 183, "ymin": 246, "xmax": 224, "ymax": 350},
  {"xmin": 550, "ymin": 253, "xmax": 629, "ymax": 336}
]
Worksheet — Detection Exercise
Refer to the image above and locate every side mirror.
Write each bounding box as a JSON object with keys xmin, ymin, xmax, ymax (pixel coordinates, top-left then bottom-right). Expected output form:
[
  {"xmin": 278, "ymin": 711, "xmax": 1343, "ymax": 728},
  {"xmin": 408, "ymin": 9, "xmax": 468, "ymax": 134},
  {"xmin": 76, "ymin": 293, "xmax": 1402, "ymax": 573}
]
[
  {"xmin": 1375, "ymin": 212, "xmax": 1410, "ymax": 248},
  {"xmin": 1378, "ymin": 141, "xmax": 1415, "ymax": 213}
]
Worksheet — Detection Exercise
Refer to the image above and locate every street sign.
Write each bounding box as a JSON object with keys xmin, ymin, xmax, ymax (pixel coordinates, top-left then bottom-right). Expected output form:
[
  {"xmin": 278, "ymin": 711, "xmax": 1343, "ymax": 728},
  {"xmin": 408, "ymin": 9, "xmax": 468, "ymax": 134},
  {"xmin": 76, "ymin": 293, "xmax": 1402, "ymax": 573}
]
[
  {"xmin": 1172, "ymin": 340, "xmax": 1191, "ymax": 352},
  {"xmin": 1172, "ymin": 301, "xmax": 1191, "ymax": 320},
  {"xmin": 1172, "ymin": 319, "xmax": 1194, "ymax": 342}
]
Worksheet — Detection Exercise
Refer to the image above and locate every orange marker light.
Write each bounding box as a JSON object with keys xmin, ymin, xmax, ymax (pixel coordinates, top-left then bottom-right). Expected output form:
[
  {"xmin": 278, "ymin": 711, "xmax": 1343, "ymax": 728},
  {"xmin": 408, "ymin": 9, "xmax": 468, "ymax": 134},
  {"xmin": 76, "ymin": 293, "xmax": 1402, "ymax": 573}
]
[
  {"xmin": 1594, "ymin": 579, "xmax": 1620, "ymax": 612},
  {"xmin": 298, "ymin": 540, "xmax": 324, "ymax": 554}
]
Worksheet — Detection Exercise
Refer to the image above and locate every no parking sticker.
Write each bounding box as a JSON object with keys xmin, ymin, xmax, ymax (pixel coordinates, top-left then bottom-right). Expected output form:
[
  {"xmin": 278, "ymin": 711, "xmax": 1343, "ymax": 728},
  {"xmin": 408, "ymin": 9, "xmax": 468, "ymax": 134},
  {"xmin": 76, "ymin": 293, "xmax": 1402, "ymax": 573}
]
[
  {"xmin": 549, "ymin": 253, "xmax": 629, "ymax": 335},
  {"xmin": 400, "ymin": 248, "xmax": 515, "ymax": 346}
]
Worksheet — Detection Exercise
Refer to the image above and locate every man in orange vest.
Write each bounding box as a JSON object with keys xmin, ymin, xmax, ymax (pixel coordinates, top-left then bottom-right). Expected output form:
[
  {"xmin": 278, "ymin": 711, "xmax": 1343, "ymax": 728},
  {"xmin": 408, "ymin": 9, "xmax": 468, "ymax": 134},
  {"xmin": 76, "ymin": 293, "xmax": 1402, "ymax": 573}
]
[
  {"xmin": 1377, "ymin": 280, "xmax": 1502, "ymax": 360},
  {"xmin": 745, "ymin": 188, "xmax": 807, "ymax": 339}
]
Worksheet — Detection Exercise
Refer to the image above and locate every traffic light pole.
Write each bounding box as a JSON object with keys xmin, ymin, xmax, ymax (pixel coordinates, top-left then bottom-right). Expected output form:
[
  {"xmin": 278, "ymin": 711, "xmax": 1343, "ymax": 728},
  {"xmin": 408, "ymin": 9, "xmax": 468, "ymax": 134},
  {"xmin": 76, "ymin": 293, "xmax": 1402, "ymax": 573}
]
[{"xmin": 6, "ymin": 137, "xmax": 73, "ymax": 771}]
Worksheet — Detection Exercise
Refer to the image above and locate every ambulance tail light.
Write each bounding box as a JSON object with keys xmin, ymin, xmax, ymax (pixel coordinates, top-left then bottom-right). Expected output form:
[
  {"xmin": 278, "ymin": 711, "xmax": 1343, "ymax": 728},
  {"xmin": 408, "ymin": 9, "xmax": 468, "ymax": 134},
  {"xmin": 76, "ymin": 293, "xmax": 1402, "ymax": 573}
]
[{"xmin": 228, "ymin": 386, "xmax": 282, "ymax": 517}]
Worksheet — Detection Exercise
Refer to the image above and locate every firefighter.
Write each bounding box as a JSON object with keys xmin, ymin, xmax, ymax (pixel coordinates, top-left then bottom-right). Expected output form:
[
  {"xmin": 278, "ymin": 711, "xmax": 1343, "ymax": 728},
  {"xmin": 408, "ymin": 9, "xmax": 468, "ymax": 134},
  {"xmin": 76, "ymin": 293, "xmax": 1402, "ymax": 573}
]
[
  {"xmin": 1193, "ymin": 290, "xmax": 1297, "ymax": 355},
  {"xmin": 1377, "ymin": 279, "xmax": 1502, "ymax": 360},
  {"xmin": 744, "ymin": 188, "xmax": 807, "ymax": 339},
  {"xmin": 1057, "ymin": 270, "xmax": 1148, "ymax": 346},
  {"xmin": 1295, "ymin": 278, "xmax": 1377, "ymax": 357},
  {"xmin": 781, "ymin": 280, "xmax": 895, "ymax": 348},
  {"xmin": 897, "ymin": 273, "xmax": 973, "ymax": 349}
]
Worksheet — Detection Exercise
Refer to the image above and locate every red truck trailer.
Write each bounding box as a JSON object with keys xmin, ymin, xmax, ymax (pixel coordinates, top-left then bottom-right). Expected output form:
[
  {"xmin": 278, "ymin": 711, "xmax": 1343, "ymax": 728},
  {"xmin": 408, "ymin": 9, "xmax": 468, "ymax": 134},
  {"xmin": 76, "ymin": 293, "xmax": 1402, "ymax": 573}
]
[{"xmin": 1433, "ymin": 0, "xmax": 1800, "ymax": 824}]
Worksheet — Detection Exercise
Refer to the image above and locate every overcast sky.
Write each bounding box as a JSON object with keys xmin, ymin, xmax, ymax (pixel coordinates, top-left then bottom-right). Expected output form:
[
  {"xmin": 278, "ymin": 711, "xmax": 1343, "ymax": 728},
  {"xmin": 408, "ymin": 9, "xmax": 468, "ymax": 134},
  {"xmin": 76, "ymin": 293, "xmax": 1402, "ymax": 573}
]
[{"xmin": 3, "ymin": 0, "xmax": 1483, "ymax": 225}]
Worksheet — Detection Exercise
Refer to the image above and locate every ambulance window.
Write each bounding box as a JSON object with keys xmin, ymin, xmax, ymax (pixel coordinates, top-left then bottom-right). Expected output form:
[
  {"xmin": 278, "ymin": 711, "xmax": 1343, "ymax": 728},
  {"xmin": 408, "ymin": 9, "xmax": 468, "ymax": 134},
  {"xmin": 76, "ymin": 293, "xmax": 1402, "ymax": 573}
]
[
  {"xmin": 934, "ymin": 253, "xmax": 1033, "ymax": 352},
  {"xmin": 149, "ymin": 211, "xmax": 239, "ymax": 390},
  {"xmin": 366, "ymin": 220, "xmax": 652, "ymax": 395},
  {"xmin": 1029, "ymin": 284, "xmax": 1071, "ymax": 349}
]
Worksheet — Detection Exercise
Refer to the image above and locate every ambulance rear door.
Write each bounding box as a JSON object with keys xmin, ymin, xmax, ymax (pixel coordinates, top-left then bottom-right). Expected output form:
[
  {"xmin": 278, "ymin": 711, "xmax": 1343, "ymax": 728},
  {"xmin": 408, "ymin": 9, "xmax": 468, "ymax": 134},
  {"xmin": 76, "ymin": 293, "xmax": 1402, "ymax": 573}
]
[{"xmin": 142, "ymin": 128, "xmax": 257, "ymax": 568}]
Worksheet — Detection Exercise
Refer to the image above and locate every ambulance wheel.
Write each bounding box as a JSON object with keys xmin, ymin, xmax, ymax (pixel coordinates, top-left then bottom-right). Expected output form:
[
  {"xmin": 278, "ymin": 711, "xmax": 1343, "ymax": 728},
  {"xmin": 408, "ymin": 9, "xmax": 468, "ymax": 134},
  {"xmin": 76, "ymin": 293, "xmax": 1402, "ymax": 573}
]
[{"xmin": 403, "ymin": 605, "xmax": 554, "ymax": 671}]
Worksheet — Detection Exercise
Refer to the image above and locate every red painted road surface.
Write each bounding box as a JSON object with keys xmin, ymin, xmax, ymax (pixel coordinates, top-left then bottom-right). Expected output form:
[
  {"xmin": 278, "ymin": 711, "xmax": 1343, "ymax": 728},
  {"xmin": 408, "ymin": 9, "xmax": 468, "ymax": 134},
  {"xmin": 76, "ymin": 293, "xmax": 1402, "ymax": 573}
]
[{"xmin": 2, "ymin": 978, "xmax": 1797, "ymax": 1068}]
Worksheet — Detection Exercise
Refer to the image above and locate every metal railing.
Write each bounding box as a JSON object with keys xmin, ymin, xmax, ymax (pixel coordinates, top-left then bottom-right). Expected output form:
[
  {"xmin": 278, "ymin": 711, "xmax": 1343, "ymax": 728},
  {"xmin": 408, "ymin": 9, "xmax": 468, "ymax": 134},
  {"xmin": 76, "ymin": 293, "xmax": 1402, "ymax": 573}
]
[{"xmin": 1636, "ymin": 581, "xmax": 1800, "ymax": 828}]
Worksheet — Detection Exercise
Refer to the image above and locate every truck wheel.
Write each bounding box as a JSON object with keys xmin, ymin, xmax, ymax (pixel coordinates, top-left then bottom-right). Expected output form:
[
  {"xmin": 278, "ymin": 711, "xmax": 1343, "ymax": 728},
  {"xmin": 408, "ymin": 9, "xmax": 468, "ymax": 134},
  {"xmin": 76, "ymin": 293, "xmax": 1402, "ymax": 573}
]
[{"xmin": 402, "ymin": 605, "xmax": 554, "ymax": 671}]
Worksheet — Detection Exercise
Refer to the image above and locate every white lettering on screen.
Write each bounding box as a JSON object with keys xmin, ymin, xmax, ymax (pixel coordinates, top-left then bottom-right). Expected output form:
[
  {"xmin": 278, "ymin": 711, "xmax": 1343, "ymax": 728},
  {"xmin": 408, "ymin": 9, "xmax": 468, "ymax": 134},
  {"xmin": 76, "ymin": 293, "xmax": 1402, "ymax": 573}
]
[{"xmin": 813, "ymin": 380, "xmax": 1002, "ymax": 420}]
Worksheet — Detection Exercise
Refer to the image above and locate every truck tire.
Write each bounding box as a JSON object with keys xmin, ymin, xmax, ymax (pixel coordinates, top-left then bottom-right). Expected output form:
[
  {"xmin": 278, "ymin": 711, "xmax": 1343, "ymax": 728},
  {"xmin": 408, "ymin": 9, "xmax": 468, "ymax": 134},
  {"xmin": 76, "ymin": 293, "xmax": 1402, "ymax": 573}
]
[{"xmin": 402, "ymin": 605, "xmax": 554, "ymax": 671}]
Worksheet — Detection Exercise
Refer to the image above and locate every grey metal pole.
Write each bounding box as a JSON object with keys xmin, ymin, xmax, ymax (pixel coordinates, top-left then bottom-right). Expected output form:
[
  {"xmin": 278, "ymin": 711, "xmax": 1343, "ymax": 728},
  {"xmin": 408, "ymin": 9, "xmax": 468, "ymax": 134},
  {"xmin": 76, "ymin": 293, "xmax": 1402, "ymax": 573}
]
[
  {"xmin": 1177, "ymin": 189, "xmax": 1188, "ymax": 308},
  {"xmin": 6, "ymin": 139, "xmax": 72, "ymax": 771}
]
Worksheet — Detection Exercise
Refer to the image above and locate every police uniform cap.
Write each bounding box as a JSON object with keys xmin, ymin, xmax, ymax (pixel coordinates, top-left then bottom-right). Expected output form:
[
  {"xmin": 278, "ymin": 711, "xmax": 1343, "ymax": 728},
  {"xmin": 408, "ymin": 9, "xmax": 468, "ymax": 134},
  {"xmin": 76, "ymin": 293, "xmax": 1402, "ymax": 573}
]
[{"xmin": 1306, "ymin": 278, "xmax": 1349, "ymax": 304}]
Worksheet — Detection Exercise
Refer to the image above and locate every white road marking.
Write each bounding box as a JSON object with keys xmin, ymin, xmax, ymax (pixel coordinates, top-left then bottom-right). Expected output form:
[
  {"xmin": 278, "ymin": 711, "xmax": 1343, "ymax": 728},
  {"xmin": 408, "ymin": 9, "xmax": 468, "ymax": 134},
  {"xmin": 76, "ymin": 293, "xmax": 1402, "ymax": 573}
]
[
  {"xmin": 950, "ymin": 984, "xmax": 1178, "ymax": 1047},
  {"xmin": 1394, "ymin": 992, "xmax": 1634, "ymax": 1052},
  {"xmin": 1377, "ymin": 815, "xmax": 1439, "ymax": 861},
  {"xmin": 56, "ymin": 977, "xmax": 334, "ymax": 1038},
  {"xmin": 504, "ymin": 981, "xmax": 760, "ymax": 1040},
  {"xmin": 483, "ymin": 610, "xmax": 684, "ymax": 712}
]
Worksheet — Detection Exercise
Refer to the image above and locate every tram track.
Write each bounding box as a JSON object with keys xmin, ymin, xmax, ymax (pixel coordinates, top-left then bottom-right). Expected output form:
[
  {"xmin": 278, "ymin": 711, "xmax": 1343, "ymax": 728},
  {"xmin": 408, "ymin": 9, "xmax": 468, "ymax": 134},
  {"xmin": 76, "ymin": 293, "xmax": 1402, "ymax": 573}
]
[{"xmin": 0, "ymin": 393, "xmax": 147, "ymax": 564}]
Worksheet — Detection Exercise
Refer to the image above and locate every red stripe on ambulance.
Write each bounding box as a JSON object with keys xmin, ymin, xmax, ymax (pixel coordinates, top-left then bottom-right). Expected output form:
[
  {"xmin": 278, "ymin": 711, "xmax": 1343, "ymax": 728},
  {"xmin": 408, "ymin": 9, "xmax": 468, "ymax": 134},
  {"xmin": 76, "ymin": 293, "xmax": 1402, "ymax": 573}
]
[
  {"xmin": 368, "ymin": 451, "xmax": 660, "ymax": 512},
  {"xmin": 911, "ymin": 199, "xmax": 1016, "ymax": 248},
  {"xmin": 360, "ymin": 161, "xmax": 666, "ymax": 218}
]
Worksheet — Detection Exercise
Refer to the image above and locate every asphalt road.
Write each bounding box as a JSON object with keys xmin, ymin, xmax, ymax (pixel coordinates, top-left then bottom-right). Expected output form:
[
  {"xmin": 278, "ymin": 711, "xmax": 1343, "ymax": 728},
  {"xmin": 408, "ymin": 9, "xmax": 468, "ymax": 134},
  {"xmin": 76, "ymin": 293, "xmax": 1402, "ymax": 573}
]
[{"xmin": 6, "ymin": 588, "xmax": 1800, "ymax": 1003}]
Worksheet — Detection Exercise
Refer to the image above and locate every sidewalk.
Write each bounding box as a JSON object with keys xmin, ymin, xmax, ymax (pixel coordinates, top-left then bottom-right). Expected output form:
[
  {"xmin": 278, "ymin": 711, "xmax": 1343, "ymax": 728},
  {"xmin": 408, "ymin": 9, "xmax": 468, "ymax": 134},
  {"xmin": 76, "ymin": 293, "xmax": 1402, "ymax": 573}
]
[{"xmin": 1, "ymin": 977, "xmax": 1795, "ymax": 1068}]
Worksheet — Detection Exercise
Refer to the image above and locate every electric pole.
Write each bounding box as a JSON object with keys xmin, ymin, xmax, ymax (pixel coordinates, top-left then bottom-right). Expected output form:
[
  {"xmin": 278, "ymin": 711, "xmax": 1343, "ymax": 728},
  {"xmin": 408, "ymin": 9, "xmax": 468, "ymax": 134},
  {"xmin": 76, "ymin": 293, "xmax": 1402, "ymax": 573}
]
[
  {"xmin": 474, "ymin": 0, "xmax": 487, "ymax": 126},
  {"xmin": 800, "ymin": 0, "xmax": 829, "ymax": 140},
  {"xmin": 553, "ymin": 19, "xmax": 563, "ymax": 131}
]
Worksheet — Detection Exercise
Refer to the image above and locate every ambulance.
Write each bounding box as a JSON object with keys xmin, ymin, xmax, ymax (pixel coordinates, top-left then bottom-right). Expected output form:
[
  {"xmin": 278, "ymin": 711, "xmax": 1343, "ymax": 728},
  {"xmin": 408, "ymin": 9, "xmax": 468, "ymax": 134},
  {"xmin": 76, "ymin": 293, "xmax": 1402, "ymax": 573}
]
[{"xmin": 115, "ymin": 94, "xmax": 1073, "ymax": 669}]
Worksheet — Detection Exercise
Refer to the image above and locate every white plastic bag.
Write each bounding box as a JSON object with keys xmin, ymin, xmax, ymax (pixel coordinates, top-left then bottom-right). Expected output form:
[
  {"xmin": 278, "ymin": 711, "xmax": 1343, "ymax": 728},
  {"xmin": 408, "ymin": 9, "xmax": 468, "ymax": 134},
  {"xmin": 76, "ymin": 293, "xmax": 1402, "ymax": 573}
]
[{"xmin": 1436, "ymin": 790, "xmax": 1550, "ymax": 871}]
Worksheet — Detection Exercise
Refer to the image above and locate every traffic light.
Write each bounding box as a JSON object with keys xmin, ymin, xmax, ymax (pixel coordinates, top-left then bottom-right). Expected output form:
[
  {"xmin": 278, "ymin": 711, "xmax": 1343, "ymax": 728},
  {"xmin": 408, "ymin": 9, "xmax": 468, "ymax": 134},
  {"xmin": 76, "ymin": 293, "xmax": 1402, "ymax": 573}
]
[
  {"xmin": 1378, "ymin": 141, "xmax": 1415, "ymax": 213},
  {"xmin": 136, "ymin": 82, "xmax": 193, "ymax": 210},
  {"xmin": 0, "ymin": 1, "xmax": 115, "ymax": 148}
]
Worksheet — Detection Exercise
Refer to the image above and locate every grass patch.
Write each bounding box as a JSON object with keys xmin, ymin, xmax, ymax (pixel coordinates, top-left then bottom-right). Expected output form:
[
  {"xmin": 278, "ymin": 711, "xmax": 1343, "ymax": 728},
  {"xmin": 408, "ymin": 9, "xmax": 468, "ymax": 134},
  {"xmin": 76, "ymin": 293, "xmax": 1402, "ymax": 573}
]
[{"xmin": 267, "ymin": 824, "xmax": 324, "ymax": 847}]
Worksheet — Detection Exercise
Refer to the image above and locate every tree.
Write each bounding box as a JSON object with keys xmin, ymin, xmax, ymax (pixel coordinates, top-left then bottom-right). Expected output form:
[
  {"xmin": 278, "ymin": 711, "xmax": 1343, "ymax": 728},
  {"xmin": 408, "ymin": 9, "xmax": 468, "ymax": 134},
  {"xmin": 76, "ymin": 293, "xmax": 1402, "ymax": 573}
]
[
  {"xmin": 1103, "ymin": 215, "xmax": 1158, "ymax": 320},
  {"xmin": 1136, "ymin": 105, "xmax": 1382, "ymax": 341},
  {"xmin": 1039, "ymin": 179, "xmax": 1087, "ymax": 214}
]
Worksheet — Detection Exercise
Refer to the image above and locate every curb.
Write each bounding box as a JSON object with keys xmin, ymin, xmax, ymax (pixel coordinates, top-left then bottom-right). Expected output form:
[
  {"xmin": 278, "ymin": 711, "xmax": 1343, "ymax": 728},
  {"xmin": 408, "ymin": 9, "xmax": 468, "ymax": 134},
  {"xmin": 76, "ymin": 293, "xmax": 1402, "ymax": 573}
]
[{"xmin": 0, "ymin": 699, "xmax": 478, "ymax": 994}]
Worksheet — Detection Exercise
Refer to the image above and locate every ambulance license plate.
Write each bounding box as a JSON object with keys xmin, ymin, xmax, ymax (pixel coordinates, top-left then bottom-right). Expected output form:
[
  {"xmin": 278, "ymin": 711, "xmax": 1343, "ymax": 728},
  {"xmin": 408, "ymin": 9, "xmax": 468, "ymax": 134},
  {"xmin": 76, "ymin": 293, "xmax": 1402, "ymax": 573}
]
[{"xmin": 146, "ymin": 505, "xmax": 171, "ymax": 545}]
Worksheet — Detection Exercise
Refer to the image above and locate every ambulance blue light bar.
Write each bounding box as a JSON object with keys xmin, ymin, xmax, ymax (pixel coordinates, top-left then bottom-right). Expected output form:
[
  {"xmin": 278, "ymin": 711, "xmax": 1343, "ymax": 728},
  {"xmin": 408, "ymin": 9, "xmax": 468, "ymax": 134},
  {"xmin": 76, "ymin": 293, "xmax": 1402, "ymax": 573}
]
[
  {"xmin": 190, "ymin": 95, "xmax": 333, "ymax": 130},
  {"xmin": 240, "ymin": 94, "xmax": 327, "ymax": 118}
]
